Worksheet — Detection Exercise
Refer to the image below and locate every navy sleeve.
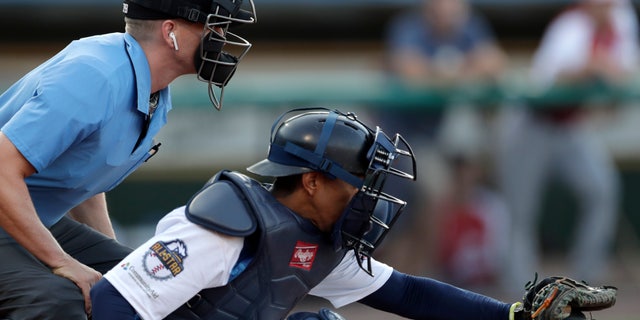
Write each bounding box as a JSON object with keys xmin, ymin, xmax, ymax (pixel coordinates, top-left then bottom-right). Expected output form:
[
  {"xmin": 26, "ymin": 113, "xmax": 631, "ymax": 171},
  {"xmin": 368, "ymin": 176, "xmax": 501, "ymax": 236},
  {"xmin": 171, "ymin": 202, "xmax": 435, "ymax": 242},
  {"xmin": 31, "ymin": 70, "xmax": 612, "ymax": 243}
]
[
  {"xmin": 359, "ymin": 270, "xmax": 511, "ymax": 320},
  {"xmin": 90, "ymin": 278, "xmax": 139, "ymax": 320}
]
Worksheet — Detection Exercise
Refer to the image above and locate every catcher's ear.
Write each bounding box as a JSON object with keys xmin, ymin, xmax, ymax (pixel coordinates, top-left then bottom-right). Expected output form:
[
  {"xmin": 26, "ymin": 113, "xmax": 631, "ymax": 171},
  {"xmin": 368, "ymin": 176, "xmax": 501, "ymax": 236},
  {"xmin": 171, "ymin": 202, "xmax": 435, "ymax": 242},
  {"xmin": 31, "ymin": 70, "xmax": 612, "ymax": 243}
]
[{"xmin": 301, "ymin": 172, "xmax": 319, "ymax": 194}]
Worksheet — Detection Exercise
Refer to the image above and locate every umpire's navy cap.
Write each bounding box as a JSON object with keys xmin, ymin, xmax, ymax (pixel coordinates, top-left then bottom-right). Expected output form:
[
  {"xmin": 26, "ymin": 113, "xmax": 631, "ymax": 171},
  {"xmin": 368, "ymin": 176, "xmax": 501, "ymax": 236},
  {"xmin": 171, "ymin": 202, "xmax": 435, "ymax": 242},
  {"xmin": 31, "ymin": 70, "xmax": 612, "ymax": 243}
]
[
  {"xmin": 123, "ymin": 0, "xmax": 175, "ymax": 20},
  {"xmin": 123, "ymin": 0, "xmax": 254, "ymax": 24}
]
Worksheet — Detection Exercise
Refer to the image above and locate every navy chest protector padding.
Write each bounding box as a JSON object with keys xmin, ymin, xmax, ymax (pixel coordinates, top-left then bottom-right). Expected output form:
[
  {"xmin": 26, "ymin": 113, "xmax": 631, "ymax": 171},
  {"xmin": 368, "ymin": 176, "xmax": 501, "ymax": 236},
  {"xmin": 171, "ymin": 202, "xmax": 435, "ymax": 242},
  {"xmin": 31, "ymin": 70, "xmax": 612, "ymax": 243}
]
[
  {"xmin": 185, "ymin": 178, "xmax": 257, "ymax": 237},
  {"xmin": 168, "ymin": 170, "xmax": 348, "ymax": 320}
]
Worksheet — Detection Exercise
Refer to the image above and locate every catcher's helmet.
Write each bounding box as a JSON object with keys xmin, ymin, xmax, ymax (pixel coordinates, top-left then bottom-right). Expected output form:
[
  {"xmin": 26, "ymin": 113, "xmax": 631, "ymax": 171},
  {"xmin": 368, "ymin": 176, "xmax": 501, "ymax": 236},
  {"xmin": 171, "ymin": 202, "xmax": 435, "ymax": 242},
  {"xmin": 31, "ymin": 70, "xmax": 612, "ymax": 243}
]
[
  {"xmin": 247, "ymin": 109, "xmax": 372, "ymax": 187},
  {"xmin": 248, "ymin": 108, "xmax": 417, "ymax": 275},
  {"xmin": 123, "ymin": 0, "xmax": 256, "ymax": 110}
]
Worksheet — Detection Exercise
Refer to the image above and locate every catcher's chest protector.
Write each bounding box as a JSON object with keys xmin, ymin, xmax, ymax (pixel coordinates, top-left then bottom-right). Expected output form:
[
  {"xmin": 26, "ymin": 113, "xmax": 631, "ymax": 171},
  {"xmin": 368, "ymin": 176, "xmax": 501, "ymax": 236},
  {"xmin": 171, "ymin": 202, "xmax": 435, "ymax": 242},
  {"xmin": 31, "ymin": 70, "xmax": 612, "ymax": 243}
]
[{"xmin": 168, "ymin": 171, "xmax": 347, "ymax": 320}]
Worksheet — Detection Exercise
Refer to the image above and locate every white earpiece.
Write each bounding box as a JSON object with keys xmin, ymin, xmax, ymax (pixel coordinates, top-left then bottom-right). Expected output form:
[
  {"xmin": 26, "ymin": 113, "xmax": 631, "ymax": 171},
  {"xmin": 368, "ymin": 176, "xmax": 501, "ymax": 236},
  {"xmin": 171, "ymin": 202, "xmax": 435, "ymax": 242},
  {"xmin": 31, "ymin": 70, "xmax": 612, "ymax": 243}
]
[{"xmin": 169, "ymin": 32, "xmax": 179, "ymax": 51}]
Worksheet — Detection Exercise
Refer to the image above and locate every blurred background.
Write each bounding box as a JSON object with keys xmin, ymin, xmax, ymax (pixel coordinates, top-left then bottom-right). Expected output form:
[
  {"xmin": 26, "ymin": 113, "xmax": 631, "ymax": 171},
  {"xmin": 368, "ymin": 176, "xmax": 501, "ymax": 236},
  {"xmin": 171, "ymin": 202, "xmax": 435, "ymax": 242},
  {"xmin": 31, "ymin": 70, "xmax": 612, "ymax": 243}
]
[{"xmin": 2, "ymin": 0, "xmax": 640, "ymax": 318}]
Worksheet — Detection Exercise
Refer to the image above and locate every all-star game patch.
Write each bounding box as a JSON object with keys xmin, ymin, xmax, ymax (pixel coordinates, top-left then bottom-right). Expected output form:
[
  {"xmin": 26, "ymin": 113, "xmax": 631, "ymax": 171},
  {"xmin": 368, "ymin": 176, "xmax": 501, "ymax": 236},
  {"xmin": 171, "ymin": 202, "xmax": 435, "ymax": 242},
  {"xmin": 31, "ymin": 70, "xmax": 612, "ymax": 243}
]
[{"xmin": 143, "ymin": 239, "xmax": 188, "ymax": 280}]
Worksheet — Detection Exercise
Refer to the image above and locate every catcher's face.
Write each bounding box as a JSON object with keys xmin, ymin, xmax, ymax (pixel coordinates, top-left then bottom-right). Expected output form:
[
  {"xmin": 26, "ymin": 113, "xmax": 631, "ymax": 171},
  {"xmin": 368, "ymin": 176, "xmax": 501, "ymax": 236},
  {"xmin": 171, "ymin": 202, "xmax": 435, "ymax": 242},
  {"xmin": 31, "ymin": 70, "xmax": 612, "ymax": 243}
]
[{"xmin": 306, "ymin": 173, "xmax": 360, "ymax": 233}]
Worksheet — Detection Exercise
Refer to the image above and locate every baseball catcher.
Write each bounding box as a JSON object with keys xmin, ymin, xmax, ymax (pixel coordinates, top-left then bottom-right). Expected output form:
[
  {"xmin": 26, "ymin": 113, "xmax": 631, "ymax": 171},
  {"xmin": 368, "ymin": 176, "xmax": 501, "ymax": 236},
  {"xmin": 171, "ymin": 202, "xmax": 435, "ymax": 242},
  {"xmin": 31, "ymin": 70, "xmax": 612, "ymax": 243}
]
[{"xmin": 91, "ymin": 108, "xmax": 619, "ymax": 320}]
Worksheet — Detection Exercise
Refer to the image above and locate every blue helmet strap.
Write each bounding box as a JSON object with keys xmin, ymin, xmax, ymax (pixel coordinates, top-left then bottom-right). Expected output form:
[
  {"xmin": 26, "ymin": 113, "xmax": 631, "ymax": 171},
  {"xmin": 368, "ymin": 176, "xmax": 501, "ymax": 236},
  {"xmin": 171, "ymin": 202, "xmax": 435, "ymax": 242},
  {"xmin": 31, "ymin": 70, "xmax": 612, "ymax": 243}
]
[
  {"xmin": 277, "ymin": 110, "xmax": 364, "ymax": 188},
  {"xmin": 282, "ymin": 143, "xmax": 363, "ymax": 188},
  {"xmin": 314, "ymin": 111, "xmax": 338, "ymax": 156}
]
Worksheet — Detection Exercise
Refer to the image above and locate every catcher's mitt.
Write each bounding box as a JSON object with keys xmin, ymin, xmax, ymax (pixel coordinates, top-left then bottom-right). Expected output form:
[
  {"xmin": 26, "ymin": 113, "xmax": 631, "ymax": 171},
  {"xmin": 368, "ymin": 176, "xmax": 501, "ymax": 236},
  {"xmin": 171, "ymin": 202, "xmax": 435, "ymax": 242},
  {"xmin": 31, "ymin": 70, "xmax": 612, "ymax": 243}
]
[{"xmin": 515, "ymin": 274, "xmax": 617, "ymax": 320}]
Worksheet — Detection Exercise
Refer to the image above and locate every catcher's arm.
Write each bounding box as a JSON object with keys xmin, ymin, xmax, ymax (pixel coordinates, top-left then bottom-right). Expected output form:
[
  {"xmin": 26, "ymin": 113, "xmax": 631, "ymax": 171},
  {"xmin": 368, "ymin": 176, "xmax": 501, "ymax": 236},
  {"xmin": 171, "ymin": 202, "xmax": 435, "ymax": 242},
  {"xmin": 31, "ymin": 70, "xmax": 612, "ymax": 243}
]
[
  {"xmin": 359, "ymin": 270, "xmax": 511, "ymax": 319},
  {"xmin": 511, "ymin": 274, "xmax": 617, "ymax": 320}
]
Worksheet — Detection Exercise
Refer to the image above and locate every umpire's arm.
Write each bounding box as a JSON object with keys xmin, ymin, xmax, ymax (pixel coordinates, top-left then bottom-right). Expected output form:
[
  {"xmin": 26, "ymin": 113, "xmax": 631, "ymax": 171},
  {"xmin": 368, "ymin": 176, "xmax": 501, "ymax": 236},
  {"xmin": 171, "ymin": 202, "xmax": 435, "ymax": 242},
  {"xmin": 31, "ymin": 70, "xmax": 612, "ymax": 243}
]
[{"xmin": 0, "ymin": 132, "xmax": 102, "ymax": 313}]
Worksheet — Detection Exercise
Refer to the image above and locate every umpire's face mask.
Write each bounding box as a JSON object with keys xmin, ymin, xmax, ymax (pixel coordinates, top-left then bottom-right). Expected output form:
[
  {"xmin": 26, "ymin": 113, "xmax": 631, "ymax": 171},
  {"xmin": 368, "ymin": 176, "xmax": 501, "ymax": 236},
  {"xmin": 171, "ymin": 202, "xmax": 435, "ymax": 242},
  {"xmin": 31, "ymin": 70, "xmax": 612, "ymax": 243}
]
[
  {"xmin": 194, "ymin": 30, "xmax": 238, "ymax": 87},
  {"xmin": 195, "ymin": 14, "xmax": 253, "ymax": 110}
]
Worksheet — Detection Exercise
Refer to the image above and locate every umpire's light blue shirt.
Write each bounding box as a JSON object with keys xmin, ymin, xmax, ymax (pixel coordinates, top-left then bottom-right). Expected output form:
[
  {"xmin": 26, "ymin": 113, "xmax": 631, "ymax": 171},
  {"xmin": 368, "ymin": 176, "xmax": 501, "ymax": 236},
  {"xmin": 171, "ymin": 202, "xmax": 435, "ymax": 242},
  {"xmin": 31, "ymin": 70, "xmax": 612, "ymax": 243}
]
[{"xmin": 0, "ymin": 32, "xmax": 172, "ymax": 230}]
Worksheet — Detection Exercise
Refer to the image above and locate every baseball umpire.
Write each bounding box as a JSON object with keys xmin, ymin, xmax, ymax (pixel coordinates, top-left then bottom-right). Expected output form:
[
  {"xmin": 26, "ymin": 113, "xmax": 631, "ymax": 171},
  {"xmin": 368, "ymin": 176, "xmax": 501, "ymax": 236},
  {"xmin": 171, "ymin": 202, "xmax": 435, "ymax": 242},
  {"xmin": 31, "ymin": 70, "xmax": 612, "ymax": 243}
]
[
  {"xmin": 90, "ymin": 108, "xmax": 617, "ymax": 320},
  {"xmin": 0, "ymin": 0, "xmax": 256, "ymax": 318}
]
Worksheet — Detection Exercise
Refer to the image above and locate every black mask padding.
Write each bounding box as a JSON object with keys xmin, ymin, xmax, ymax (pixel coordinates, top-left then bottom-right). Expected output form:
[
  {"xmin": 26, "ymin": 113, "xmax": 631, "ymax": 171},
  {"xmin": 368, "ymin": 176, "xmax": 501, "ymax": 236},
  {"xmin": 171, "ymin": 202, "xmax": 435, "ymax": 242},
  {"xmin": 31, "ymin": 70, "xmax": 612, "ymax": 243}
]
[
  {"xmin": 332, "ymin": 192, "xmax": 376, "ymax": 251},
  {"xmin": 362, "ymin": 200, "xmax": 390, "ymax": 245},
  {"xmin": 214, "ymin": 0, "xmax": 239, "ymax": 15},
  {"xmin": 194, "ymin": 33, "xmax": 239, "ymax": 87}
]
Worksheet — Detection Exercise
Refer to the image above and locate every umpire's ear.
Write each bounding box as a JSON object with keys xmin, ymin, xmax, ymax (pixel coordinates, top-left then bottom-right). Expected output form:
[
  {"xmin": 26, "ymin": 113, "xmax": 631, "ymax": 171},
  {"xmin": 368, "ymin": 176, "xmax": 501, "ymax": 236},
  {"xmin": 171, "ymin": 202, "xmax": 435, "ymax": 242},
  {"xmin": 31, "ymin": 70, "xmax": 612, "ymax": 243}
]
[{"xmin": 159, "ymin": 20, "xmax": 179, "ymax": 49}]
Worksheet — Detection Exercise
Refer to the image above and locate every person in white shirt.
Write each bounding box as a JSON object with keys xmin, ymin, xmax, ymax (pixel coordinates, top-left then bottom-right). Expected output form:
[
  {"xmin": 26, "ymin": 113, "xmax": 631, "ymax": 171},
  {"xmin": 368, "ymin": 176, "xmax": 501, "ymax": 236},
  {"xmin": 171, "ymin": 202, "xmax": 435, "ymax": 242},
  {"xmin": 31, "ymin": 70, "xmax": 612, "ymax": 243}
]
[{"xmin": 496, "ymin": 0, "xmax": 639, "ymax": 292}]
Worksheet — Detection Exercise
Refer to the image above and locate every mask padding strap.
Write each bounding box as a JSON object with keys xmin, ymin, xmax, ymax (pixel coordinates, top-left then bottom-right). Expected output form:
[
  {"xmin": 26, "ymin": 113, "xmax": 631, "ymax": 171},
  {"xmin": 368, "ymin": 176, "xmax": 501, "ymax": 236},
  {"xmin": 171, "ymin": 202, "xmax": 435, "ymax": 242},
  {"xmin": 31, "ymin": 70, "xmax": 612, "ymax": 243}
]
[{"xmin": 214, "ymin": 0, "xmax": 242, "ymax": 17}]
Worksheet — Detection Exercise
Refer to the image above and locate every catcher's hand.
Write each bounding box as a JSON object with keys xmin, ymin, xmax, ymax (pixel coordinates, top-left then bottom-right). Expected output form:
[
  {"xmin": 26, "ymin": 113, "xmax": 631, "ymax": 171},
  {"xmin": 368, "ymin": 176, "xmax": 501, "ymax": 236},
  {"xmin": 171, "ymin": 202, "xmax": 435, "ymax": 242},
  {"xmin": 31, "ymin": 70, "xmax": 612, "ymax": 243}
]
[{"xmin": 512, "ymin": 274, "xmax": 617, "ymax": 320}]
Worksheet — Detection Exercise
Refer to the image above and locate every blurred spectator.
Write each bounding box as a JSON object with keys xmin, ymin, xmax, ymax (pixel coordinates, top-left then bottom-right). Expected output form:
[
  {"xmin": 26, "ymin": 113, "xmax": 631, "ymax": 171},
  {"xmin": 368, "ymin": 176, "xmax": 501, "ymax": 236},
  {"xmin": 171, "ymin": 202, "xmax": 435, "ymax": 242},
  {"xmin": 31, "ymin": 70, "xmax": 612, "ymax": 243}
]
[
  {"xmin": 496, "ymin": 0, "xmax": 639, "ymax": 292},
  {"xmin": 375, "ymin": 0, "xmax": 507, "ymax": 275},
  {"xmin": 381, "ymin": 0, "xmax": 506, "ymax": 140},
  {"xmin": 433, "ymin": 107, "xmax": 511, "ymax": 288},
  {"xmin": 433, "ymin": 155, "xmax": 510, "ymax": 288},
  {"xmin": 385, "ymin": 0, "xmax": 505, "ymax": 88}
]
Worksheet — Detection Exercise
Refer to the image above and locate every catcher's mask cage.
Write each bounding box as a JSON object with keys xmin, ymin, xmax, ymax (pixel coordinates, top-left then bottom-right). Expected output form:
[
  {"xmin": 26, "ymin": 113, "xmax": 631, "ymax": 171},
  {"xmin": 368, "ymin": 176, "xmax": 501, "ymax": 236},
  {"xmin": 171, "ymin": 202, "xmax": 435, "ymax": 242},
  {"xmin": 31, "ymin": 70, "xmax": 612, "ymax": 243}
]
[
  {"xmin": 333, "ymin": 127, "xmax": 416, "ymax": 276},
  {"xmin": 247, "ymin": 108, "xmax": 417, "ymax": 276},
  {"xmin": 125, "ymin": 0, "xmax": 256, "ymax": 110}
]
